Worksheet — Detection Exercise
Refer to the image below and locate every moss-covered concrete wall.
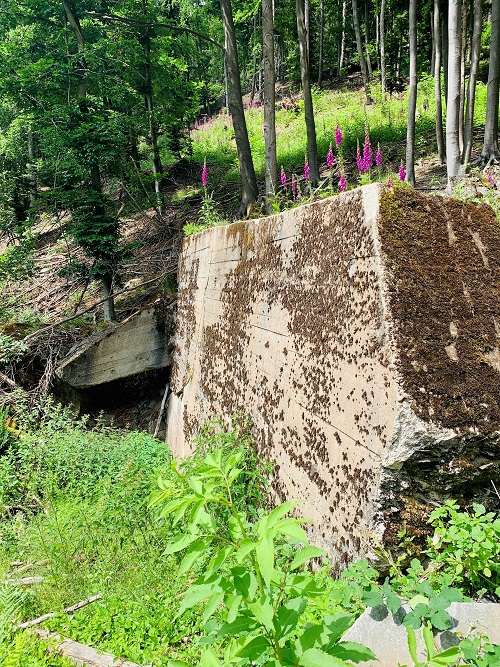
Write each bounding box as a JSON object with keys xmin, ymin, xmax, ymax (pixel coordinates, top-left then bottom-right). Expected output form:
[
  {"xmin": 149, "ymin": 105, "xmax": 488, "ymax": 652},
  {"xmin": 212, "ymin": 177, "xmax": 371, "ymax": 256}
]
[{"xmin": 167, "ymin": 184, "xmax": 500, "ymax": 564}]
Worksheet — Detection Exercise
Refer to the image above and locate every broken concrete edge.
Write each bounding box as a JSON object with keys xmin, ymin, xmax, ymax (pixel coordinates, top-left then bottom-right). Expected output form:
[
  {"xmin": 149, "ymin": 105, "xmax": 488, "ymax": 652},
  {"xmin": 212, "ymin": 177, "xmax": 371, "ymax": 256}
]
[
  {"xmin": 33, "ymin": 628, "xmax": 142, "ymax": 667},
  {"xmin": 343, "ymin": 601, "xmax": 500, "ymax": 667}
]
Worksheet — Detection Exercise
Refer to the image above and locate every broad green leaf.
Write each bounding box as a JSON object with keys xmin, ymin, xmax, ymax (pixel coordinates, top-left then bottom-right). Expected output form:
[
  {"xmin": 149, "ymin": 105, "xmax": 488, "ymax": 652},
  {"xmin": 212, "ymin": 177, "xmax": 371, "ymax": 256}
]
[
  {"xmin": 290, "ymin": 546, "xmax": 324, "ymax": 571},
  {"xmin": 235, "ymin": 538, "xmax": 256, "ymax": 564},
  {"xmin": 206, "ymin": 546, "xmax": 234, "ymax": 576},
  {"xmin": 323, "ymin": 612, "xmax": 357, "ymax": 645},
  {"xmin": 406, "ymin": 625, "xmax": 420, "ymax": 667},
  {"xmin": 236, "ymin": 635, "xmax": 272, "ymax": 659},
  {"xmin": 178, "ymin": 538, "xmax": 212, "ymax": 576},
  {"xmin": 296, "ymin": 622, "xmax": 323, "ymax": 655},
  {"xmin": 177, "ymin": 578, "xmax": 224, "ymax": 617},
  {"xmin": 423, "ymin": 623, "xmax": 435, "ymax": 659},
  {"xmin": 299, "ymin": 647, "xmax": 350, "ymax": 667},
  {"xmin": 226, "ymin": 595, "xmax": 241, "ymax": 623},
  {"xmin": 276, "ymin": 518, "xmax": 309, "ymax": 542},
  {"xmin": 255, "ymin": 533, "xmax": 275, "ymax": 585},
  {"xmin": 200, "ymin": 647, "xmax": 222, "ymax": 667},
  {"xmin": 273, "ymin": 597, "xmax": 308, "ymax": 639},
  {"xmin": 430, "ymin": 646, "xmax": 462, "ymax": 666},
  {"xmin": 362, "ymin": 588, "xmax": 384, "ymax": 608},
  {"xmin": 330, "ymin": 641, "xmax": 377, "ymax": 663},
  {"xmin": 229, "ymin": 513, "xmax": 245, "ymax": 540},
  {"xmin": 164, "ymin": 532, "xmax": 200, "ymax": 556},
  {"xmin": 266, "ymin": 501, "xmax": 296, "ymax": 528},
  {"xmin": 249, "ymin": 598, "xmax": 274, "ymax": 630},
  {"xmin": 216, "ymin": 611, "xmax": 260, "ymax": 638},
  {"xmin": 168, "ymin": 661, "xmax": 191, "ymax": 667},
  {"xmin": 202, "ymin": 591, "xmax": 225, "ymax": 625},
  {"xmin": 287, "ymin": 574, "xmax": 327, "ymax": 597},
  {"xmin": 408, "ymin": 594, "xmax": 428, "ymax": 609}
]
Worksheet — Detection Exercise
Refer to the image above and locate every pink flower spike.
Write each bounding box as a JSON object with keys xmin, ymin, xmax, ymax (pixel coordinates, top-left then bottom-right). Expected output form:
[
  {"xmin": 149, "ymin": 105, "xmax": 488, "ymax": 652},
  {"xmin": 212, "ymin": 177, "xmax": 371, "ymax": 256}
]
[
  {"xmin": 339, "ymin": 173, "xmax": 346, "ymax": 192},
  {"xmin": 399, "ymin": 162, "xmax": 406, "ymax": 181},
  {"xmin": 304, "ymin": 156, "xmax": 310, "ymax": 181},
  {"xmin": 327, "ymin": 143, "xmax": 335, "ymax": 167},
  {"xmin": 335, "ymin": 122, "xmax": 343, "ymax": 147},
  {"xmin": 280, "ymin": 166, "xmax": 287, "ymax": 187},
  {"xmin": 291, "ymin": 176, "xmax": 296, "ymax": 196},
  {"xmin": 487, "ymin": 171, "xmax": 495, "ymax": 187},
  {"xmin": 356, "ymin": 142, "xmax": 363, "ymax": 173},
  {"xmin": 362, "ymin": 126, "xmax": 373, "ymax": 172},
  {"xmin": 201, "ymin": 160, "xmax": 208, "ymax": 187},
  {"xmin": 387, "ymin": 176, "xmax": 393, "ymax": 187},
  {"xmin": 376, "ymin": 143, "xmax": 382, "ymax": 167}
]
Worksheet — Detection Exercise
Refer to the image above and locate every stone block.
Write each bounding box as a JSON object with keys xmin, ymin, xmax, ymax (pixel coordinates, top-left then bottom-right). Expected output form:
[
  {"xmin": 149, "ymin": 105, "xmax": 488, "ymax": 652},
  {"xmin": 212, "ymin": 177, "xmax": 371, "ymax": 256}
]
[{"xmin": 166, "ymin": 184, "xmax": 500, "ymax": 563}]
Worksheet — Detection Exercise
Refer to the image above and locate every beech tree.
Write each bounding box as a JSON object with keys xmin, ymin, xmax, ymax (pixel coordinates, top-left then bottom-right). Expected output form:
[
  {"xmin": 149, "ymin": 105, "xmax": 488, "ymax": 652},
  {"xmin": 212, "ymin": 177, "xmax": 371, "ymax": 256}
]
[
  {"xmin": 262, "ymin": 0, "xmax": 277, "ymax": 199},
  {"xmin": 433, "ymin": 0, "xmax": 445, "ymax": 164},
  {"xmin": 405, "ymin": 0, "xmax": 417, "ymax": 187},
  {"xmin": 463, "ymin": 0, "xmax": 482, "ymax": 167},
  {"xmin": 480, "ymin": 0, "xmax": 500, "ymax": 167},
  {"xmin": 352, "ymin": 0, "xmax": 372, "ymax": 104},
  {"xmin": 446, "ymin": 0, "xmax": 462, "ymax": 189}
]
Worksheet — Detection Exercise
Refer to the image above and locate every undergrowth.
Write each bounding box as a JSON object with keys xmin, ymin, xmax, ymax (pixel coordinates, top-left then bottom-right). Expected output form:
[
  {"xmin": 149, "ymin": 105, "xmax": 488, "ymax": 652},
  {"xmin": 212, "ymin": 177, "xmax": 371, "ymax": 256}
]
[{"xmin": 0, "ymin": 405, "xmax": 498, "ymax": 666}]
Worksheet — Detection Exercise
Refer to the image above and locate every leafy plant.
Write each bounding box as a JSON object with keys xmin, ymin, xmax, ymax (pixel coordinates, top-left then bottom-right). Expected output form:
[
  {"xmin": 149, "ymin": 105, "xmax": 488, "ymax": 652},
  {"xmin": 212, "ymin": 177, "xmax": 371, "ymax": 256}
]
[
  {"xmin": 425, "ymin": 501, "xmax": 500, "ymax": 598},
  {"xmin": 150, "ymin": 447, "xmax": 375, "ymax": 666}
]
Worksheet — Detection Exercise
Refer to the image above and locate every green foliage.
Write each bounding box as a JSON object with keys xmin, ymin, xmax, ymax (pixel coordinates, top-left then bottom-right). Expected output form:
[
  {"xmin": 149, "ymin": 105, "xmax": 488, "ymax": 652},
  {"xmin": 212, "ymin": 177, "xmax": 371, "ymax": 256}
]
[
  {"xmin": 184, "ymin": 192, "xmax": 228, "ymax": 236},
  {"xmin": 425, "ymin": 500, "xmax": 500, "ymax": 598},
  {"xmin": 0, "ymin": 334, "xmax": 28, "ymax": 366},
  {"xmin": 150, "ymin": 447, "xmax": 375, "ymax": 666}
]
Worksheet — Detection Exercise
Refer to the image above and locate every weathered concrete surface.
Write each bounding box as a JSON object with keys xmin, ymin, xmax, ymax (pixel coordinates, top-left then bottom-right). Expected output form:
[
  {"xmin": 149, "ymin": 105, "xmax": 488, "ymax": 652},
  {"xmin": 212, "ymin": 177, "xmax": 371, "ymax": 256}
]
[
  {"xmin": 56, "ymin": 301, "xmax": 175, "ymax": 389},
  {"xmin": 166, "ymin": 184, "xmax": 500, "ymax": 564},
  {"xmin": 343, "ymin": 602, "xmax": 500, "ymax": 666}
]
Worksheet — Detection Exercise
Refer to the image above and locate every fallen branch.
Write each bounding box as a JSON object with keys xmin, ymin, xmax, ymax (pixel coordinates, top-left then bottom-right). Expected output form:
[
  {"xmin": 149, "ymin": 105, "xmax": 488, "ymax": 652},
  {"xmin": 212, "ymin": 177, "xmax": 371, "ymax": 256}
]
[
  {"xmin": 9, "ymin": 576, "xmax": 44, "ymax": 585},
  {"xmin": 153, "ymin": 383, "xmax": 170, "ymax": 438},
  {"xmin": 15, "ymin": 594, "xmax": 102, "ymax": 630},
  {"xmin": 33, "ymin": 628, "xmax": 142, "ymax": 667},
  {"xmin": 0, "ymin": 372, "xmax": 17, "ymax": 390}
]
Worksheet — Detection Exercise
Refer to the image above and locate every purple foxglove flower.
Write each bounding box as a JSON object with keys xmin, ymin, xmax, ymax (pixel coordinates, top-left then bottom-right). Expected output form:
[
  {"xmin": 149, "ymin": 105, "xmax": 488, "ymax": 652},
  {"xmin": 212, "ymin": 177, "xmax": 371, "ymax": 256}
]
[
  {"xmin": 291, "ymin": 176, "xmax": 296, "ymax": 196},
  {"xmin": 280, "ymin": 166, "xmax": 287, "ymax": 187},
  {"xmin": 376, "ymin": 143, "xmax": 382, "ymax": 167},
  {"xmin": 304, "ymin": 157, "xmax": 310, "ymax": 181},
  {"xmin": 363, "ymin": 127, "xmax": 373, "ymax": 172},
  {"xmin": 487, "ymin": 171, "xmax": 495, "ymax": 187},
  {"xmin": 399, "ymin": 162, "xmax": 406, "ymax": 181},
  {"xmin": 327, "ymin": 143, "xmax": 335, "ymax": 167},
  {"xmin": 339, "ymin": 173, "xmax": 346, "ymax": 192},
  {"xmin": 335, "ymin": 122, "xmax": 343, "ymax": 147},
  {"xmin": 201, "ymin": 160, "xmax": 208, "ymax": 187}
]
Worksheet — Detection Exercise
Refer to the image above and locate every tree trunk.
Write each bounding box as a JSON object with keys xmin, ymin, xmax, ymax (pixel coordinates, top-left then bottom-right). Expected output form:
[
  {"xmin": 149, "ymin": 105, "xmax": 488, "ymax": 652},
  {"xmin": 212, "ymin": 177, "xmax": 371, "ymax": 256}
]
[
  {"xmin": 442, "ymin": 4, "xmax": 449, "ymax": 103},
  {"xmin": 458, "ymin": 0, "xmax": 467, "ymax": 155},
  {"xmin": 462, "ymin": 0, "xmax": 482, "ymax": 166},
  {"xmin": 27, "ymin": 126, "xmax": 37, "ymax": 211},
  {"xmin": 220, "ymin": 0, "xmax": 259, "ymax": 211},
  {"xmin": 262, "ymin": 0, "xmax": 277, "ymax": 198},
  {"xmin": 406, "ymin": 0, "xmax": 418, "ymax": 187},
  {"xmin": 480, "ymin": 0, "xmax": 500, "ymax": 166},
  {"xmin": 141, "ymin": 28, "xmax": 164, "ymax": 218},
  {"xmin": 352, "ymin": 0, "xmax": 372, "ymax": 103},
  {"xmin": 430, "ymin": 9, "xmax": 436, "ymax": 76},
  {"xmin": 317, "ymin": 0, "xmax": 324, "ymax": 84},
  {"xmin": 434, "ymin": 0, "xmax": 446, "ymax": 164},
  {"xmin": 250, "ymin": 11, "xmax": 258, "ymax": 101},
  {"xmin": 364, "ymin": 0, "xmax": 372, "ymax": 78},
  {"xmin": 380, "ymin": 0, "xmax": 387, "ymax": 94},
  {"xmin": 446, "ymin": 0, "xmax": 462, "ymax": 189},
  {"xmin": 305, "ymin": 0, "xmax": 310, "ymax": 59},
  {"xmin": 339, "ymin": 0, "xmax": 347, "ymax": 74},
  {"xmin": 296, "ymin": 0, "xmax": 319, "ymax": 185},
  {"xmin": 375, "ymin": 11, "xmax": 380, "ymax": 71}
]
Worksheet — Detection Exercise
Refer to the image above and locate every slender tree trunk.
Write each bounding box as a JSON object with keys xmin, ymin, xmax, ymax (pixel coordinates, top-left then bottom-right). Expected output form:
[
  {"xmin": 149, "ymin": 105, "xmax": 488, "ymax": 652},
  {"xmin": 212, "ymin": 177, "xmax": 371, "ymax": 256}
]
[
  {"xmin": 406, "ymin": 0, "xmax": 418, "ymax": 187},
  {"xmin": 352, "ymin": 0, "xmax": 372, "ymax": 103},
  {"xmin": 375, "ymin": 11, "xmax": 380, "ymax": 71},
  {"xmin": 430, "ymin": 10, "xmax": 436, "ymax": 76},
  {"xmin": 446, "ymin": 0, "xmax": 462, "ymax": 189},
  {"xmin": 380, "ymin": 0, "xmax": 387, "ymax": 94},
  {"xmin": 250, "ymin": 11, "xmax": 258, "ymax": 101},
  {"xmin": 262, "ymin": 0, "xmax": 277, "ymax": 198},
  {"xmin": 305, "ymin": 0, "xmax": 310, "ymax": 59},
  {"xmin": 220, "ymin": 0, "xmax": 259, "ymax": 211},
  {"xmin": 317, "ymin": 0, "xmax": 324, "ymax": 84},
  {"xmin": 463, "ymin": 0, "xmax": 482, "ymax": 166},
  {"xmin": 458, "ymin": 0, "xmax": 467, "ymax": 154},
  {"xmin": 339, "ymin": 0, "xmax": 347, "ymax": 74},
  {"xmin": 63, "ymin": 0, "xmax": 116, "ymax": 321},
  {"xmin": 480, "ymin": 0, "xmax": 500, "ymax": 166},
  {"xmin": 142, "ymin": 30, "xmax": 164, "ymax": 218},
  {"xmin": 296, "ymin": 0, "xmax": 319, "ymax": 185},
  {"xmin": 27, "ymin": 126, "xmax": 37, "ymax": 211},
  {"xmin": 364, "ymin": 0, "xmax": 372, "ymax": 78},
  {"xmin": 434, "ymin": 0, "xmax": 446, "ymax": 164},
  {"xmin": 442, "ymin": 5, "xmax": 449, "ymax": 103}
]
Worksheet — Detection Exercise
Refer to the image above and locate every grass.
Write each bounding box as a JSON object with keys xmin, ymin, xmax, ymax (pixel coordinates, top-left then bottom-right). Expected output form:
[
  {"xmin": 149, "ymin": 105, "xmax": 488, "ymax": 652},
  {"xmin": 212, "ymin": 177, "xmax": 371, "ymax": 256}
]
[{"xmin": 189, "ymin": 79, "xmax": 490, "ymax": 186}]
